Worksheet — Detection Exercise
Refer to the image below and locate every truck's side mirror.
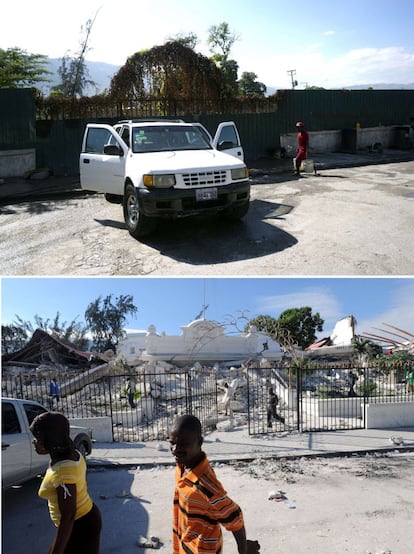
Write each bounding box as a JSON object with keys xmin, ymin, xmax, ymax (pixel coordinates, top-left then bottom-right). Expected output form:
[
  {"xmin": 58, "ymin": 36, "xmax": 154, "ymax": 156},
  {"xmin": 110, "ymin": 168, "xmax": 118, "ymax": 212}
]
[
  {"xmin": 104, "ymin": 144, "xmax": 124, "ymax": 156},
  {"xmin": 217, "ymin": 140, "xmax": 234, "ymax": 151}
]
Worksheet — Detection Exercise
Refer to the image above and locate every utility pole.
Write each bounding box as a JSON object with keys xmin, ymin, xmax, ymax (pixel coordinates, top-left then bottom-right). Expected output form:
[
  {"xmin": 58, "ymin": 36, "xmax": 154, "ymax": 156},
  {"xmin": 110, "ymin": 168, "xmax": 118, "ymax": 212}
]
[{"xmin": 287, "ymin": 69, "xmax": 298, "ymax": 89}]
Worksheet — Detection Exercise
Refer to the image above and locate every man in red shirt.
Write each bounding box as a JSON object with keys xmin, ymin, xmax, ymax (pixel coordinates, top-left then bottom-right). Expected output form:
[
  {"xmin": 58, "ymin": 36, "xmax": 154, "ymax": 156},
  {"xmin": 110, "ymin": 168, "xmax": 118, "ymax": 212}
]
[{"xmin": 294, "ymin": 121, "xmax": 309, "ymax": 176}]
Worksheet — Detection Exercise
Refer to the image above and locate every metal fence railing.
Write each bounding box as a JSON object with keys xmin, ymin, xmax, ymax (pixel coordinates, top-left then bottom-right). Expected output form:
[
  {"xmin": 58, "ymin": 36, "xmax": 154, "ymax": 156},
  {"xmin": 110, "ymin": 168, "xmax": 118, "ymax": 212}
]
[
  {"xmin": 2, "ymin": 362, "xmax": 412, "ymax": 439},
  {"xmin": 1, "ymin": 369, "xmax": 218, "ymax": 442},
  {"xmin": 247, "ymin": 363, "xmax": 414, "ymax": 434}
]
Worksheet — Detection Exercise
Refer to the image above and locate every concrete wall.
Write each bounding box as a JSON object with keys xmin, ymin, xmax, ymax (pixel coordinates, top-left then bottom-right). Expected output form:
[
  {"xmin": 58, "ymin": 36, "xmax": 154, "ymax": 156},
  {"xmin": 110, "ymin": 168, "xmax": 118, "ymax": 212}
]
[
  {"xmin": 280, "ymin": 126, "xmax": 399, "ymax": 156},
  {"xmin": 304, "ymin": 397, "xmax": 362, "ymax": 418},
  {"xmin": 0, "ymin": 148, "xmax": 36, "ymax": 177},
  {"xmin": 69, "ymin": 416, "xmax": 113, "ymax": 442},
  {"xmin": 365, "ymin": 402, "xmax": 414, "ymax": 429}
]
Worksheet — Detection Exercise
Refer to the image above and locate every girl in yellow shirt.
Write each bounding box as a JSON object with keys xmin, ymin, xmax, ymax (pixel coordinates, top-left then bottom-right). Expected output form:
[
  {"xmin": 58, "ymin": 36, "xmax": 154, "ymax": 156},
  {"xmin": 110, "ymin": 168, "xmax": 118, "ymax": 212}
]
[{"xmin": 30, "ymin": 412, "xmax": 101, "ymax": 554}]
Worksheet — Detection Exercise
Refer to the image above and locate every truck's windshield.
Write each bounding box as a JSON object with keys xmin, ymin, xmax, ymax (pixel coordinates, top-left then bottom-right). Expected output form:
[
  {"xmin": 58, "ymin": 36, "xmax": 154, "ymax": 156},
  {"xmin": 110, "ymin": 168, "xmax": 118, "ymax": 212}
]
[{"xmin": 131, "ymin": 125, "xmax": 212, "ymax": 153}]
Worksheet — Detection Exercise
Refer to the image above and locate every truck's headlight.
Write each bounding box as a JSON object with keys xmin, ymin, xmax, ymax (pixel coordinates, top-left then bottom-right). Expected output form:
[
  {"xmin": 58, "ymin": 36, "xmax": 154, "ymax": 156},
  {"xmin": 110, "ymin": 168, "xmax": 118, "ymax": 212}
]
[
  {"xmin": 231, "ymin": 167, "xmax": 249, "ymax": 180},
  {"xmin": 143, "ymin": 174, "xmax": 176, "ymax": 188}
]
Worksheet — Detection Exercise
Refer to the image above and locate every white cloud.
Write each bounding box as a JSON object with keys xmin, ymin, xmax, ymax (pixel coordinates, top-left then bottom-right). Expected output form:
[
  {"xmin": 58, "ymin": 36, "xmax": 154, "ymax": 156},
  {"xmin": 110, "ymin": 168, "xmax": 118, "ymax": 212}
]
[
  {"xmin": 323, "ymin": 30, "xmax": 336, "ymax": 36},
  {"xmin": 243, "ymin": 46, "xmax": 414, "ymax": 89},
  {"xmin": 355, "ymin": 281, "xmax": 414, "ymax": 341},
  {"xmin": 255, "ymin": 286, "xmax": 342, "ymax": 334}
]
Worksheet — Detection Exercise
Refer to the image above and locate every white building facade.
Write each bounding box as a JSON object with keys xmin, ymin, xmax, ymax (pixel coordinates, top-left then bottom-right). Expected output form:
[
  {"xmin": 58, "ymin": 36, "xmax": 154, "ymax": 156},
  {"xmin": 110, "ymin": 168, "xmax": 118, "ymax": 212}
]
[{"xmin": 118, "ymin": 319, "xmax": 283, "ymax": 367}]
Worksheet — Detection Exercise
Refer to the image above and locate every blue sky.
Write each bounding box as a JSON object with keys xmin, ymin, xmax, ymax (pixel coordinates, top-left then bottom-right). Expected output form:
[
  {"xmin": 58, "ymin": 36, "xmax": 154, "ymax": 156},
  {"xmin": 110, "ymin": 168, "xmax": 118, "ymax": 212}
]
[
  {"xmin": 1, "ymin": 278, "xmax": 413, "ymax": 342},
  {"xmin": 2, "ymin": 0, "xmax": 414, "ymax": 88}
]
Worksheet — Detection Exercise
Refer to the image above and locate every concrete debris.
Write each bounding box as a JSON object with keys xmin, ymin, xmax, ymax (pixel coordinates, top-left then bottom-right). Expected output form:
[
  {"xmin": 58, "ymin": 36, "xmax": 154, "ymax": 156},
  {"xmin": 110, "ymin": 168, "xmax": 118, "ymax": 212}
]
[
  {"xmin": 389, "ymin": 436, "xmax": 404, "ymax": 446},
  {"xmin": 137, "ymin": 536, "xmax": 161, "ymax": 549},
  {"xmin": 268, "ymin": 490, "xmax": 287, "ymax": 501}
]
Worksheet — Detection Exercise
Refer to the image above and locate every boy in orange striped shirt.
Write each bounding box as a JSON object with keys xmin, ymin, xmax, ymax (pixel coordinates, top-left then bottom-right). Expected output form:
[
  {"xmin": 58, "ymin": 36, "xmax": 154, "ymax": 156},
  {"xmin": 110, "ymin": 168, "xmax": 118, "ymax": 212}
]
[{"xmin": 170, "ymin": 414, "xmax": 260, "ymax": 554}]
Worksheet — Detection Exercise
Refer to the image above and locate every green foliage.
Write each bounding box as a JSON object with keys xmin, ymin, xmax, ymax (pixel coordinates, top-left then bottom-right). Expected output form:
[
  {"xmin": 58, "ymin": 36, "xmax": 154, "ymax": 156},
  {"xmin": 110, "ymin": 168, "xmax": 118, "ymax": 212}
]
[
  {"xmin": 0, "ymin": 47, "xmax": 51, "ymax": 88},
  {"xmin": 85, "ymin": 294, "xmax": 138, "ymax": 352},
  {"xmin": 207, "ymin": 22, "xmax": 238, "ymax": 59},
  {"xmin": 53, "ymin": 54, "xmax": 96, "ymax": 97},
  {"xmin": 167, "ymin": 32, "xmax": 199, "ymax": 50},
  {"xmin": 356, "ymin": 380, "xmax": 377, "ymax": 397},
  {"xmin": 238, "ymin": 72, "xmax": 266, "ymax": 97},
  {"xmin": 109, "ymin": 41, "xmax": 228, "ymax": 101},
  {"xmin": 1, "ymin": 324, "xmax": 28, "ymax": 354},
  {"xmin": 12, "ymin": 312, "xmax": 89, "ymax": 350},
  {"xmin": 351, "ymin": 336, "xmax": 383, "ymax": 366},
  {"xmin": 247, "ymin": 307, "xmax": 324, "ymax": 351},
  {"xmin": 278, "ymin": 307, "xmax": 324, "ymax": 350},
  {"xmin": 208, "ymin": 22, "xmax": 240, "ymax": 96},
  {"xmin": 52, "ymin": 14, "xmax": 98, "ymax": 97}
]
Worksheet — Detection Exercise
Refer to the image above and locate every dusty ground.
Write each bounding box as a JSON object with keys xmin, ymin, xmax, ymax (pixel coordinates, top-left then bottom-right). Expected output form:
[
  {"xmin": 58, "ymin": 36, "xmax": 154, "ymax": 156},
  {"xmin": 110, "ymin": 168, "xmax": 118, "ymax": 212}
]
[
  {"xmin": 0, "ymin": 161, "xmax": 413, "ymax": 276},
  {"xmin": 3, "ymin": 452, "xmax": 414, "ymax": 553}
]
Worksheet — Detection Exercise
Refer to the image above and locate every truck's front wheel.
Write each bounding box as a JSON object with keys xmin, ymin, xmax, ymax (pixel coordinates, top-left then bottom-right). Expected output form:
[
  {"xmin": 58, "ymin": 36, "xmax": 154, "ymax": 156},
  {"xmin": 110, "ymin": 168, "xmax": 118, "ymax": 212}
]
[{"xmin": 123, "ymin": 184, "xmax": 156, "ymax": 238}]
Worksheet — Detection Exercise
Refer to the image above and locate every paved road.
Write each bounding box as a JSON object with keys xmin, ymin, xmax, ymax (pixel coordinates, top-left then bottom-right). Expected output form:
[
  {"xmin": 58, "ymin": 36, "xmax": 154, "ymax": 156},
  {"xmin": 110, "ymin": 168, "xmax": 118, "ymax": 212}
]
[
  {"xmin": 4, "ymin": 453, "xmax": 414, "ymax": 554},
  {"xmin": 0, "ymin": 161, "xmax": 413, "ymax": 276}
]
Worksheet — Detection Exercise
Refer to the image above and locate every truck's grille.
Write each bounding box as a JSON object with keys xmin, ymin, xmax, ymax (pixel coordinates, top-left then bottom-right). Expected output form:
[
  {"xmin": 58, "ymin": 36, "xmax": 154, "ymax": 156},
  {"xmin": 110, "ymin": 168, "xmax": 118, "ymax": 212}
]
[{"xmin": 182, "ymin": 170, "xmax": 227, "ymax": 187}]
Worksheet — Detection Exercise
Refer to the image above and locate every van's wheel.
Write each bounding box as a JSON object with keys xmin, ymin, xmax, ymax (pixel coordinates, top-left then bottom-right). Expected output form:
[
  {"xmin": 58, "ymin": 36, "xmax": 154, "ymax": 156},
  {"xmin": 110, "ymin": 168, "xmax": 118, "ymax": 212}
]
[
  {"xmin": 123, "ymin": 184, "xmax": 156, "ymax": 238},
  {"xmin": 222, "ymin": 201, "xmax": 249, "ymax": 220},
  {"xmin": 77, "ymin": 441, "xmax": 87, "ymax": 458}
]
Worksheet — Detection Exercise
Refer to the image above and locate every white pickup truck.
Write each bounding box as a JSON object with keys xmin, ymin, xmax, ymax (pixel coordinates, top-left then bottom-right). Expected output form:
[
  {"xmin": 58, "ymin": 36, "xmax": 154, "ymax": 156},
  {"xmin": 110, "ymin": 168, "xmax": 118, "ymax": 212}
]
[
  {"xmin": 80, "ymin": 119, "xmax": 250, "ymax": 238},
  {"xmin": 1, "ymin": 398, "xmax": 93, "ymax": 488}
]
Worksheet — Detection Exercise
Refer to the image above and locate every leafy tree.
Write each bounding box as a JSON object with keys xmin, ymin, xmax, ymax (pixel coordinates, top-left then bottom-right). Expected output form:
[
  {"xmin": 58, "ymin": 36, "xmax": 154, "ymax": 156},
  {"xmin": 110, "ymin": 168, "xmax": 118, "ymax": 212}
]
[
  {"xmin": 238, "ymin": 71, "xmax": 266, "ymax": 96},
  {"xmin": 167, "ymin": 32, "xmax": 199, "ymax": 49},
  {"xmin": 208, "ymin": 22, "xmax": 240, "ymax": 96},
  {"xmin": 278, "ymin": 307, "xmax": 324, "ymax": 349},
  {"xmin": 110, "ymin": 41, "xmax": 226, "ymax": 101},
  {"xmin": 248, "ymin": 307, "xmax": 324, "ymax": 351},
  {"xmin": 53, "ymin": 12, "xmax": 99, "ymax": 97},
  {"xmin": 207, "ymin": 22, "xmax": 239, "ymax": 59},
  {"xmin": 12, "ymin": 312, "xmax": 89, "ymax": 350},
  {"xmin": 351, "ymin": 336, "xmax": 383, "ymax": 367},
  {"xmin": 1, "ymin": 324, "xmax": 28, "ymax": 354},
  {"xmin": 0, "ymin": 47, "xmax": 51, "ymax": 88},
  {"xmin": 84, "ymin": 294, "xmax": 138, "ymax": 352}
]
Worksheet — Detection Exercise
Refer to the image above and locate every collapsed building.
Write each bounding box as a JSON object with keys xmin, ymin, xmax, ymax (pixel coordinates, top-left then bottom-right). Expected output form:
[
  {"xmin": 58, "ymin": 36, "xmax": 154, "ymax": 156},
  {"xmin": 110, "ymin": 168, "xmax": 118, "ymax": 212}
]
[
  {"xmin": 305, "ymin": 316, "xmax": 357, "ymax": 360},
  {"xmin": 1, "ymin": 328, "xmax": 108, "ymax": 374}
]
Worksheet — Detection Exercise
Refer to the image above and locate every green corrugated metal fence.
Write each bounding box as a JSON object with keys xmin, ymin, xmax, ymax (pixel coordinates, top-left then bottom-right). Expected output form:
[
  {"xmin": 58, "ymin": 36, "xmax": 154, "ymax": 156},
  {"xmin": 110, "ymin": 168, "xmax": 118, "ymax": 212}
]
[
  {"xmin": 0, "ymin": 89, "xmax": 36, "ymax": 149},
  {"xmin": 1, "ymin": 89, "xmax": 413, "ymax": 175}
]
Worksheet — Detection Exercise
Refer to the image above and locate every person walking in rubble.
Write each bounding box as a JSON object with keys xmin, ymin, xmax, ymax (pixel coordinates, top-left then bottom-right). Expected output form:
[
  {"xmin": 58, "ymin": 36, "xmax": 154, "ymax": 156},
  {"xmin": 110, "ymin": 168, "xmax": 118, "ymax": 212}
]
[
  {"xmin": 169, "ymin": 414, "xmax": 260, "ymax": 554},
  {"xmin": 406, "ymin": 368, "xmax": 414, "ymax": 394},
  {"xmin": 49, "ymin": 378, "xmax": 61, "ymax": 409},
  {"xmin": 267, "ymin": 387, "xmax": 285, "ymax": 428},
  {"xmin": 293, "ymin": 121, "xmax": 309, "ymax": 176},
  {"xmin": 125, "ymin": 377, "xmax": 136, "ymax": 408},
  {"xmin": 222, "ymin": 381, "xmax": 236, "ymax": 418}
]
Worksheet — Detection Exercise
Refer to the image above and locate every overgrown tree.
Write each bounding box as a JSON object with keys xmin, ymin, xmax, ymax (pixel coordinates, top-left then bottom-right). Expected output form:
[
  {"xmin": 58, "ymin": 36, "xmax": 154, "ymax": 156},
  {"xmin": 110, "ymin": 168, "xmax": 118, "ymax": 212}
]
[
  {"xmin": 0, "ymin": 47, "xmax": 51, "ymax": 88},
  {"xmin": 53, "ymin": 11, "xmax": 99, "ymax": 97},
  {"xmin": 12, "ymin": 312, "xmax": 89, "ymax": 350},
  {"xmin": 109, "ymin": 41, "xmax": 226, "ymax": 101},
  {"xmin": 84, "ymin": 294, "xmax": 138, "ymax": 352},
  {"xmin": 238, "ymin": 71, "xmax": 266, "ymax": 96},
  {"xmin": 1, "ymin": 324, "xmax": 28, "ymax": 354}
]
